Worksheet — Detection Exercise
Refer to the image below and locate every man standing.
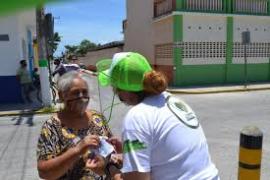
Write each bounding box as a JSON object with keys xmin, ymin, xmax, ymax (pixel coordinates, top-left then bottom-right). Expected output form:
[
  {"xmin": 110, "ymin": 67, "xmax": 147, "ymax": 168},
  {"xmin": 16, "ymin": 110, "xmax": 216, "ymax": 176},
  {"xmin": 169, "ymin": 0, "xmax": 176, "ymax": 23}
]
[{"xmin": 16, "ymin": 60, "xmax": 33, "ymax": 103}]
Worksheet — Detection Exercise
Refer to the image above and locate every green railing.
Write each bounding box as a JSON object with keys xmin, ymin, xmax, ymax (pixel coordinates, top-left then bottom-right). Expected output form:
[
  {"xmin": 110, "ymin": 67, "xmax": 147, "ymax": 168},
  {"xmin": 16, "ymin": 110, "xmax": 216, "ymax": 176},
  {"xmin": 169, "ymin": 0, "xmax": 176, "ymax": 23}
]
[{"xmin": 154, "ymin": 0, "xmax": 270, "ymax": 18}]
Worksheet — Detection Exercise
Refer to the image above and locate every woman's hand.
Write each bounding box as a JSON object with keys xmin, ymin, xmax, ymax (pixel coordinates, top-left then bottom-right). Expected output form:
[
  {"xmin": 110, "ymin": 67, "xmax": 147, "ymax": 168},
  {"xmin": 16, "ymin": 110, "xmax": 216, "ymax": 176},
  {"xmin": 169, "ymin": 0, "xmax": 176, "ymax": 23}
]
[
  {"xmin": 110, "ymin": 153, "xmax": 123, "ymax": 169},
  {"xmin": 85, "ymin": 155, "xmax": 106, "ymax": 175},
  {"xmin": 108, "ymin": 137, "xmax": 123, "ymax": 153},
  {"xmin": 76, "ymin": 135, "xmax": 100, "ymax": 155}
]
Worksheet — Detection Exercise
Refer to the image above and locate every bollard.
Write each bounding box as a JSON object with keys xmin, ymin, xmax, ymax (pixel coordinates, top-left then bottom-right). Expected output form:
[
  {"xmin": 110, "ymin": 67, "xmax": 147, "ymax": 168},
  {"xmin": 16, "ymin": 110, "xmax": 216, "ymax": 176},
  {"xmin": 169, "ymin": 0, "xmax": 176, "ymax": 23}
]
[{"xmin": 238, "ymin": 126, "xmax": 263, "ymax": 180}]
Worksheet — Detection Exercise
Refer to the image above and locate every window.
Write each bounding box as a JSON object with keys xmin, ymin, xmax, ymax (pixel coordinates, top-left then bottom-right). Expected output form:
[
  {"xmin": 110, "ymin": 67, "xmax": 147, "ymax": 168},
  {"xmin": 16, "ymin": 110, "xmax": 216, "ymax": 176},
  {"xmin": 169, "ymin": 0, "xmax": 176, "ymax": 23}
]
[{"xmin": 0, "ymin": 34, "xmax": 9, "ymax": 41}]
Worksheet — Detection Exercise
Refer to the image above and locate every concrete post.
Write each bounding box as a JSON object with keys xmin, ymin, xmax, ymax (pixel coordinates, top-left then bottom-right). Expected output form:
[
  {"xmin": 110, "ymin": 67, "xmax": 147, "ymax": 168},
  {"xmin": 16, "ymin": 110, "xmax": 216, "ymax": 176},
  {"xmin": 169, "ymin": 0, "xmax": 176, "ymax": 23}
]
[
  {"xmin": 238, "ymin": 126, "xmax": 263, "ymax": 180},
  {"xmin": 36, "ymin": 7, "xmax": 52, "ymax": 106},
  {"xmin": 39, "ymin": 59, "xmax": 52, "ymax": 106}
]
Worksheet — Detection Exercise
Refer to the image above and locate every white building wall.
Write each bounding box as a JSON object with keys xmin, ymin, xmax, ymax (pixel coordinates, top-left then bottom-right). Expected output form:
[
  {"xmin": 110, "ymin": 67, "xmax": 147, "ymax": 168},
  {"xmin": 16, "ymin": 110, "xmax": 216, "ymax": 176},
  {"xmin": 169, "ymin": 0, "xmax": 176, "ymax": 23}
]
[
  {"xmin": 234, "ymin": 16, "xmax": 270, "ymax": 42},
  {"xmin": 233, "ymin": 16, "xmax": 270, "ymax": 64},
  {"xmin": 0, "ymin": 14, "xmax": 20, "ymax": 76},
  {"xmin": 183, "ymin": 14, "xmax": 226, "ymax": 65},
  {"xmin": 0, "ymin": 9, "xmax": 36, "ymax": 76},
  {"xmin": 18, "ymin": 9, "xmax": 36, "ymax": 61},
  {"xmin": 183, "ymin": 14, "xmax": 226, "ymax": 42}
]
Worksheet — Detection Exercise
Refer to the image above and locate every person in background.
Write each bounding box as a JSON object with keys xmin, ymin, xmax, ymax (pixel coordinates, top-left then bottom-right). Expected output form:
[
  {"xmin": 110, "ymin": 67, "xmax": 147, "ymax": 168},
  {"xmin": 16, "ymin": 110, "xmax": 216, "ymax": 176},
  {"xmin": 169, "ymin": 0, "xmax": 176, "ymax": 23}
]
[
  {"xmin": 36, "ymin": 71, "xmax": 121, "ymax": 180},
  {"xmin": 52, "ymin": 58, "xmax": 66, "ymax": 77},
  {"xmin": 52, "ymin": 58, "xmax": 80, "ymax": 77},
  {"xmin": 92, "ymin": 52, "xmax": 220, "ymax": 180},
  {"xmin": 32, "ymin": 67, "xmax": 42, "ymax": 103},
  {"xmin": 16, "ymin": 60, "xmax": 33, "ymax": 103}
]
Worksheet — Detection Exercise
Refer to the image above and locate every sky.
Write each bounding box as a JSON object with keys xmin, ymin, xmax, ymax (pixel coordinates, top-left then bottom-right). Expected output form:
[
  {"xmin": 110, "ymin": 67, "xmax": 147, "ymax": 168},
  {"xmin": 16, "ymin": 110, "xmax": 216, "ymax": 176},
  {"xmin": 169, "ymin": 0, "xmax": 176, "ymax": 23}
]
[{"xmin": 46, "ymin": 0, "xmax": 126, "ymax": 56}]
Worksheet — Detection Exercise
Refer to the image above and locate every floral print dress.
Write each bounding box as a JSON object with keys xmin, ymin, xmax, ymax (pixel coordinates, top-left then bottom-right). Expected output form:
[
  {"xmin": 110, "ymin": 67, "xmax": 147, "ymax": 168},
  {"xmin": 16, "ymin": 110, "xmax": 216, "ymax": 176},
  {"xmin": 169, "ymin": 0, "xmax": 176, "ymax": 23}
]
[{"xmin": 36, "ymin": 110, "xmax": 112, "ymax": 180}]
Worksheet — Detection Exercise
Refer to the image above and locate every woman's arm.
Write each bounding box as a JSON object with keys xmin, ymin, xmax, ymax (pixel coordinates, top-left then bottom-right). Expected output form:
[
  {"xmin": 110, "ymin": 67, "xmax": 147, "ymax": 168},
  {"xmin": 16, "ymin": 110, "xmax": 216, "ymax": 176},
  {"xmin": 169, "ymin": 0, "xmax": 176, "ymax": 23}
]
[
  {"xmin": 108, "ymin": 168, "xmax": 150, "ymax": 180},
  {"xmin": 37, "ymin": 135, "xmax": 99, "ymax": 179},
  {"xmin": 122, "ymin": 172, "xmax": 150, "ymax": 180},
  {"xmin": 37, "ymin": 146, "xmax": 80, "ymax": 179}
]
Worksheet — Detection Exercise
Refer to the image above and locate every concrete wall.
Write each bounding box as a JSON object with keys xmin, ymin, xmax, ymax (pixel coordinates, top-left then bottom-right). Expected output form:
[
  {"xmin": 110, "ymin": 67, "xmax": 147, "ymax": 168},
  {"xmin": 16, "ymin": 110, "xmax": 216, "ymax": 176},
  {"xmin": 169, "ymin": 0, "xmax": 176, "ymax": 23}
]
[
  {"xmin": 154, "ymin": 17, "xmax": 173, "ymax": 66},
  {"xmin": 79, "ymin": 46, "xmax": 123, "ymax": 70},
  {"xmin": 233, "ymin": 15, "xmax": 270, "ymax": 64},
  {"xmin": 124, "ymin": 0, "xmax": 155, "ymax": 63},
  {"xmin": 124, "ymin": 0, "xmax": 174, "ymax": 82}
]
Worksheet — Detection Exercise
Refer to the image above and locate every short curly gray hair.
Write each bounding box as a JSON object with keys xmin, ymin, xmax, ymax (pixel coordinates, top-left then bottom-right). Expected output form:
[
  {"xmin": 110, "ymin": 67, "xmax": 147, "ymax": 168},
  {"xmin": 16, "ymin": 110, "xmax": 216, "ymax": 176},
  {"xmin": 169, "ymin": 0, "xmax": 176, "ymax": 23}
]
[{"xmin": 57, "ymin": 71, "xmax": 89, "ymax": 93}]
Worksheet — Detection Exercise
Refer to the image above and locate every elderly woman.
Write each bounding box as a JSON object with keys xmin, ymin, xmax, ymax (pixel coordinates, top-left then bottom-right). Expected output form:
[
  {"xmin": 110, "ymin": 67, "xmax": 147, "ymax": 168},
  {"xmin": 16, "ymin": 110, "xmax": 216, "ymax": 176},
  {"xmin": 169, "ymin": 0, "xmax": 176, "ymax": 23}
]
[{"xmin": 36, "ymin": 71, "xmax": 113, "ymax": 179}]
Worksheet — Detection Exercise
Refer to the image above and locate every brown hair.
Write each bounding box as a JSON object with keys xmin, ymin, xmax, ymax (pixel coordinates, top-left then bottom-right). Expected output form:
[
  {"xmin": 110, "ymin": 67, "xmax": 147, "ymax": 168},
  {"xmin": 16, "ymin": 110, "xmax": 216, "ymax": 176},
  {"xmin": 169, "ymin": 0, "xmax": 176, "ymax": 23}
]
[{"xmin": 143, "ymin": 70, "xmax": 168, "ymax": 95}]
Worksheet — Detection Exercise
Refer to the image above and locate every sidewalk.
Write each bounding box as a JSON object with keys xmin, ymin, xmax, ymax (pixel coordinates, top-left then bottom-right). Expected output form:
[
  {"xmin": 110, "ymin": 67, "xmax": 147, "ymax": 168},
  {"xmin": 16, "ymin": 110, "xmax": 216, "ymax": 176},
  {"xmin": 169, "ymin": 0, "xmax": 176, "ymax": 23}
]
[
  {"xmin": 167, "ymin": 83, "xmax": 270, "ymax": 94},
  {"xmin": 1, "ymin": 83, "xmax": 270, "ymax": 117}
]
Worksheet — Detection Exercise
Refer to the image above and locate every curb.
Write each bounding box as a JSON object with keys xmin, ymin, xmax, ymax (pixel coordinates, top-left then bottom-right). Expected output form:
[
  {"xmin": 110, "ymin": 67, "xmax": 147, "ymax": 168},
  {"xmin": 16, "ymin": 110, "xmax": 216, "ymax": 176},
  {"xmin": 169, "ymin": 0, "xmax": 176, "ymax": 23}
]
[
  {"xmin": 167, "ymin": 86, "xmax": 270, "ymax": 94},
  {"xmin": 0, "ymin": 108, "xmax": 59, "ymax": 117}
]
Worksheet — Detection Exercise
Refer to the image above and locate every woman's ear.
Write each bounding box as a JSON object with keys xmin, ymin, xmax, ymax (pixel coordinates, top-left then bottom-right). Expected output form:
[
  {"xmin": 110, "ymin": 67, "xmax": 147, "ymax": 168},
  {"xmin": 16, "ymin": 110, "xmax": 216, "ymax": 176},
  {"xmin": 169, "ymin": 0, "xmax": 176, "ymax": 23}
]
[{"xmin": 58, "ymin": 91, "xmax": 64, "ymax": 103}]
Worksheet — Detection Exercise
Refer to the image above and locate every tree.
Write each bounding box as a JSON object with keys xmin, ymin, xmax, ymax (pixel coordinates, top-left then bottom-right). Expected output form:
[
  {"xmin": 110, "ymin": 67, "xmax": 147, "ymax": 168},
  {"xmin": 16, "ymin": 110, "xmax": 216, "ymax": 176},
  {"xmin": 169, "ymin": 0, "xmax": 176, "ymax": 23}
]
[
  {"xmin": 51, "ymin": 32, "xmax": 61, "ymax": 54},
  {"xmin": 64, "ymin": 39, "xmax": 97, "ymax": 57}
]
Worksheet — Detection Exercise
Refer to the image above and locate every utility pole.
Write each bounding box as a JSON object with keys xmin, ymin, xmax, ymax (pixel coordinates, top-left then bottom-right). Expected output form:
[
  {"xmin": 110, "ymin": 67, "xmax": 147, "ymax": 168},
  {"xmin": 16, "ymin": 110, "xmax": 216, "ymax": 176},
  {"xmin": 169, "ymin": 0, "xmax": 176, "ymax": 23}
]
[{"xmin": 36, "ymin": 7, "xmax": 52, "ymax": 106}]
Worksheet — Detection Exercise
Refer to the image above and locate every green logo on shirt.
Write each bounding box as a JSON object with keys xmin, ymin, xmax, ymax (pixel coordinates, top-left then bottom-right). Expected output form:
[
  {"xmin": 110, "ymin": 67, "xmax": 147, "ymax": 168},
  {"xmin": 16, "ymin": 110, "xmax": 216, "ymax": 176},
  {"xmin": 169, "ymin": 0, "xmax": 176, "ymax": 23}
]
[{"xmin": 123, "ymin": 139, "xmax": 147, "ymax": 153}]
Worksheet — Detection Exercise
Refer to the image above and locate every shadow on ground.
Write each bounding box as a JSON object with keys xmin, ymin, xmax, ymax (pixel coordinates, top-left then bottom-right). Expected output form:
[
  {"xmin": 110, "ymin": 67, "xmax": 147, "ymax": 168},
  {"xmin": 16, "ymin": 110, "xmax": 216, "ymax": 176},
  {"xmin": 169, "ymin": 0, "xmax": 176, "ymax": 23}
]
[{"xmin": 10, "ymin": 111, "xmax": 35, "ymax": 126}]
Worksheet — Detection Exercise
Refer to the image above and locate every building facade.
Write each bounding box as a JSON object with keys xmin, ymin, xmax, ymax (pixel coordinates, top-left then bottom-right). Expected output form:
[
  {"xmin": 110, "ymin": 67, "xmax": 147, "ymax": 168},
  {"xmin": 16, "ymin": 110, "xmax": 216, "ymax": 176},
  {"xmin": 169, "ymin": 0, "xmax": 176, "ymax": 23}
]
[
  {"xmin": 124, "ymin": 0, "xmax": 270, "ymax": 86},
  {"xmin": 0, "ymin": 9, "xmax": 36, "ymax": 103}
]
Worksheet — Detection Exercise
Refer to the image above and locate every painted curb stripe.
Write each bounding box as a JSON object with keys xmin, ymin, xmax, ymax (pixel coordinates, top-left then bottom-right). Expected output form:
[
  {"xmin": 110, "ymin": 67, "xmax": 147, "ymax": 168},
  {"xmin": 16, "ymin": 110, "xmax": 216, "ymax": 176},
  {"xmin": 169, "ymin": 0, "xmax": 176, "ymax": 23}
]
[{"xmin": 239, "ymin": 162, "xmax": 261, "ymax": 170}]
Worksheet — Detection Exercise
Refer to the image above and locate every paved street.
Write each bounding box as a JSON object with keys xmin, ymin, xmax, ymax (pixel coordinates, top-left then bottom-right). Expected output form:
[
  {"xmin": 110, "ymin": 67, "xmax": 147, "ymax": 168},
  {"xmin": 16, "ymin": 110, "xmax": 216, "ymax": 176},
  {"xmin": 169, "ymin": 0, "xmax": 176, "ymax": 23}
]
[
  {"xmin": 0, "ymin": 114, "xmax": 48, "ymax": 180},
  {"xmin": 0, "ymin": 74, "xmax": 269, "ymax": 179},
  {"xmin": 177, "ymin": 91, "xmax": 270, "ymax": 180}
]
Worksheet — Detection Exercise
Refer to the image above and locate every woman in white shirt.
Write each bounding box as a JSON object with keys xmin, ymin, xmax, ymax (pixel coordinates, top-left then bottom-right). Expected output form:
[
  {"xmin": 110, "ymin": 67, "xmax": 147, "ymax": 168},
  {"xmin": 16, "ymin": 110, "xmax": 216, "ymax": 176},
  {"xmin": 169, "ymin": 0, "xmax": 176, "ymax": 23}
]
[{"xmin": 89, "ymin": 52, "xmax": 220, "ymax": 180}]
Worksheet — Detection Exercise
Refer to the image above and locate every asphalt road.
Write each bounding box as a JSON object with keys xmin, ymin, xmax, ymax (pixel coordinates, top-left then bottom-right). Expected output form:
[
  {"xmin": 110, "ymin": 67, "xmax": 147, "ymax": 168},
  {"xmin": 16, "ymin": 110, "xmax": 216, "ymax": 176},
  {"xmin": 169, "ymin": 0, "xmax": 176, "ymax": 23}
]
[{"xmin": 0, "ymin": 74, "xmax": 269, "ymax": 179}]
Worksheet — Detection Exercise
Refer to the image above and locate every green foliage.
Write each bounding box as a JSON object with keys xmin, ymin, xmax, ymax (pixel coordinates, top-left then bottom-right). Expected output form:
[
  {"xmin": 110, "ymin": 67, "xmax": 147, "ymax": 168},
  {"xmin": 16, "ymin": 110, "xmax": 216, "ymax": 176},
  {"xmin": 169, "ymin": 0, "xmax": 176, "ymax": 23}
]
[
  {"xmin": 64, "ymin": 39, "xmax": 98, "ymax": 57},
  {"xmin": 51, "ymin": 32, "xmax": 61, "ymax": 54}
]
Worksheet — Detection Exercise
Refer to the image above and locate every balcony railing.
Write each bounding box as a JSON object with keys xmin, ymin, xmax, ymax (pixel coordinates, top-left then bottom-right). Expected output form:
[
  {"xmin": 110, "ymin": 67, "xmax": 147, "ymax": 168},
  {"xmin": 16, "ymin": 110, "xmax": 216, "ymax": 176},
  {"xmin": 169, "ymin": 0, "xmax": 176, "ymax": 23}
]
[
  {"xmin": 186, "ymin": 0, "xmax": 224, "ymax": 11},
  {"xmin": 154, "ymin": 0, "xmax": 175, "ymax": 17},
  {"xmin": 154, "ymin": 0, "xmax": 270, "ymax": 18},
  {"xmin": 233, "ymin": 0, "xmax": 268, "ymax": 14}
]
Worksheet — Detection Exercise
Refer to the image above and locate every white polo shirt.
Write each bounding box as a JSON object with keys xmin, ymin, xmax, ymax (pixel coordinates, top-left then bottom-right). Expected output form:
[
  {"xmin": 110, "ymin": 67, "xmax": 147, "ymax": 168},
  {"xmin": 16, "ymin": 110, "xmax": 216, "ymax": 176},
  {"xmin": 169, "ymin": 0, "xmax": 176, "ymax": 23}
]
[{"xmin": 121, "ymin": 92, "xmax": 219, "ymax": 180}]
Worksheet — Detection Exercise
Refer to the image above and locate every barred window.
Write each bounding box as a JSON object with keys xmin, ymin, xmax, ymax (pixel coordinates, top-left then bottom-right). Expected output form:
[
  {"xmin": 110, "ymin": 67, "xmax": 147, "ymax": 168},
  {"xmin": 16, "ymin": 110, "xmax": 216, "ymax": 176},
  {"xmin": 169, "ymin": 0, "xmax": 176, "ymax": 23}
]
[
  {"xmin": 0, "ymin": 34, "xmax": 9, "ymax": 41},
  {"xmin": 155, "ymin": 43, "xmax": 173, "ymax": 59},
  {"xmin": 176, "ymin": 42, "xmax": 226, "ymax": 58},
  {"xmin": 233, "ymin": 42, "xmax": 270, "ymax": 57}
]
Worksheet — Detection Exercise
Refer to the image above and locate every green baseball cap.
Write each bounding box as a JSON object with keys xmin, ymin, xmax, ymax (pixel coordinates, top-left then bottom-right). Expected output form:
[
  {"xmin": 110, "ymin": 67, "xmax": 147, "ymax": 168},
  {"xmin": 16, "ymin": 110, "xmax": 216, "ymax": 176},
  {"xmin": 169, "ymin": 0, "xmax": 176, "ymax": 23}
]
[{"xmin": 96, "ymin": 52, "xmax": 152, "ymax": 92}]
